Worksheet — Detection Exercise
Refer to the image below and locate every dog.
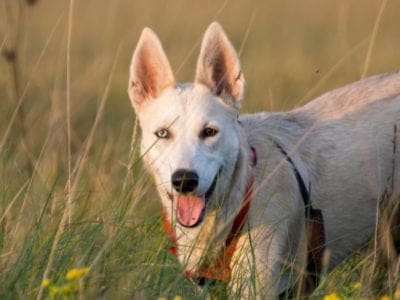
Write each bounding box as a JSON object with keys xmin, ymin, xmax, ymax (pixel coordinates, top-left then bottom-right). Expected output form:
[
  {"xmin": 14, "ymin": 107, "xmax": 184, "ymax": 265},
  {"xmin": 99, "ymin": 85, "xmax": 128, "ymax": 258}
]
[{"xmin": 127, "ymin": 22, "xmax": 400, "ymax": 298}]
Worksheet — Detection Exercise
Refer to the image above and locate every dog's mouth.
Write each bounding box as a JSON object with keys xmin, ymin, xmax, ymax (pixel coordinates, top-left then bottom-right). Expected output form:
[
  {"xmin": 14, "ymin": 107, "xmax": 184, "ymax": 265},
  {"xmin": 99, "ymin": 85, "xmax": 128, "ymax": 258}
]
[{"xmin": 167, "ymin": 169, "xmax": 220, "ymax": 228}]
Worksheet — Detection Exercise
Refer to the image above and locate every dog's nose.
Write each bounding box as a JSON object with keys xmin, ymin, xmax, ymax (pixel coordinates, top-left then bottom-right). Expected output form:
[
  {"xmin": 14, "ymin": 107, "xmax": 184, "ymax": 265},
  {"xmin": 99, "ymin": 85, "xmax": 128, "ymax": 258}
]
[{"xmin": 171, "ymin": 169, "xmax": 199, "ymax": 193}]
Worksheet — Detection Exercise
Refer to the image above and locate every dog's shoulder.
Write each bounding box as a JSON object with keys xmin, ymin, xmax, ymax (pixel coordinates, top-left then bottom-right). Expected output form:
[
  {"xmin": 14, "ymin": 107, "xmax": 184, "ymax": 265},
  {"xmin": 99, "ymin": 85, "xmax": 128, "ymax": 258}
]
[{"xmin": 239, "ymin": 112, "xmax": 308, "ymax": 151}]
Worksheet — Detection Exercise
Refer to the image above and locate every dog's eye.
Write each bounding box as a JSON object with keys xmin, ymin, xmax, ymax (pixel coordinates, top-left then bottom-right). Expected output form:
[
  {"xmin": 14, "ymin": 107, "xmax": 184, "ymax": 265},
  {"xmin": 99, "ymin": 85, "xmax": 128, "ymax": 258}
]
[
  {"xmin": 201, "ymin": 127, "xmax": 219, "ymax": 138},
  {"xmin": 155, "ymin": 128, "xmax": 170, "ymax": 139}
]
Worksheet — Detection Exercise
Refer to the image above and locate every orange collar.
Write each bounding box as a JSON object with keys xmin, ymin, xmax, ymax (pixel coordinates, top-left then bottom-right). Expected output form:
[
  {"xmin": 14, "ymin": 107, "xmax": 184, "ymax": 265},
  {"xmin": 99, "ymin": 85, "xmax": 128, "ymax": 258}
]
[{"xmin": 162, "ymin": 147, "xmax": 257, "ymax": 284}]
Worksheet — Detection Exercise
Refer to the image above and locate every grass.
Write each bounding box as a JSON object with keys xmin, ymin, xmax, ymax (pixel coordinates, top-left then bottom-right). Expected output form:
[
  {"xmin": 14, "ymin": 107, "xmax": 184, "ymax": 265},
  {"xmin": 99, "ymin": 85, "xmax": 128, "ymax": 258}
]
[{"xmin": 0, "ymin": 0, "xmax": 399, "ymax": 298}]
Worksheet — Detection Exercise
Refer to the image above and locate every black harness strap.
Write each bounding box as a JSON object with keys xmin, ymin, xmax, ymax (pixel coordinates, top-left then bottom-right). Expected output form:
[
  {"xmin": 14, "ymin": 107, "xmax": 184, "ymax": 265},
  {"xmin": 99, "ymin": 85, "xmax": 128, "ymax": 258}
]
[
  {"xmin": 274, "ymin": 141, "xmax": 326, "ymax": 295},
  {"xmin": 274, "ymin": 142, "xmax": 311, "ymax": 215}
]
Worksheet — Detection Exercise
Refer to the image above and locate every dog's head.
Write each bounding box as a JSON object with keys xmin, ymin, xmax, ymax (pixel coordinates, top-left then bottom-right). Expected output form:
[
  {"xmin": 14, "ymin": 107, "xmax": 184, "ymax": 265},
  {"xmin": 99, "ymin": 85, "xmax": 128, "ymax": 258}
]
[{"xmin": 128, "ymin": 23, "xmax": 245, "ymax": 228}]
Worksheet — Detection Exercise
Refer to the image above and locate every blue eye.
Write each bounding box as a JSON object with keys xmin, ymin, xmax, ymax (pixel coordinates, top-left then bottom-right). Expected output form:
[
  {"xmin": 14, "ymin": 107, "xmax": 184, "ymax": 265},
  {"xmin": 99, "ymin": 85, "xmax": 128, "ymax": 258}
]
[{"xmin": 155, "ymin": 128, "xmax": 170, "ymax": 139}]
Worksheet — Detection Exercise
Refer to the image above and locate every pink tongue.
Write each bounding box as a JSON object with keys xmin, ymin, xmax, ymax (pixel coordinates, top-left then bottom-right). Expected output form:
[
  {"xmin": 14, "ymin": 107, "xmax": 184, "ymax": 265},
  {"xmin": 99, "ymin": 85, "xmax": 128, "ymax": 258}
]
[{"xmin": 174, "ymin": 195, "xmax": 205, "ymax": 227}]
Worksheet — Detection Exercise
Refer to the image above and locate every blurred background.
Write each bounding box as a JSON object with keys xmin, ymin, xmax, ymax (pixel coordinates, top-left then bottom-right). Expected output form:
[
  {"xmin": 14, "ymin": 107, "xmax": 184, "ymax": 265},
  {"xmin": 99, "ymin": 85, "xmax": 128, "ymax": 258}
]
[
  {"xmin": 1, "ymin": 0, "xmax": 400, "ymax": 149},
  {"xmin": 0, "ymin": 0, "xmax": 399, "ymax": 298}
]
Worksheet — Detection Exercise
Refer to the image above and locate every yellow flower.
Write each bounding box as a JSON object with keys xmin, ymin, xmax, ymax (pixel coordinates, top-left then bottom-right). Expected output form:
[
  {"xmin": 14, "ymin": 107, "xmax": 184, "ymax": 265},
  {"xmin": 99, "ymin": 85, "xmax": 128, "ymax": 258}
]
[
  {"xmin": 66, "ymin": 267, "xmax": 89, "ymax": 281},
  {"xmin": 42, "ymin": 278, "xmax": 51, "ymax": 288},
  {"xmin": 50, "ymin": 286, "xmax": 60, "ymax": 296},
  {"xmin": 173, "ymin": 296, "xmax": 183, "ymax": 300},
  {"xmin": 380, "ymin": 296, "xmax": 390, "ymax": 300},
  {"xmin": 323, "ymin": 293, "xmax": 342, "ymax": 300},
  {"xmin": 61, "ymin": 284, "xmax": 75, "ymax": 294},
  {"xmin": 352, "ymin": 282, "xmax": 361, "ymax": 289},
  {"xmin": 395, "ymin": 290, "xmax": 400, "ymax": 299}
]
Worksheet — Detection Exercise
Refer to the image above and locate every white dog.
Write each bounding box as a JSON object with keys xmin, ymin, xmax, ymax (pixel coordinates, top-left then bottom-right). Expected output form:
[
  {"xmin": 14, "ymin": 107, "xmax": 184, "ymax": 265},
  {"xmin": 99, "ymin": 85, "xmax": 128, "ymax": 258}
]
[{"xmin": 128, "ymin": 22, "xmax": 400, "ymax": 298}]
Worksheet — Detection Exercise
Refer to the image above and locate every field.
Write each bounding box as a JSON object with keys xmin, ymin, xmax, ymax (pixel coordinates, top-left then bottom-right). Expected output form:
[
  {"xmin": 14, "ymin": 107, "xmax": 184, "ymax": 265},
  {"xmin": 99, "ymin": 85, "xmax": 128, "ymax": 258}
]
[{"xmin": 0, "ymin": 0, "xmax": 399, "ymax": 299}]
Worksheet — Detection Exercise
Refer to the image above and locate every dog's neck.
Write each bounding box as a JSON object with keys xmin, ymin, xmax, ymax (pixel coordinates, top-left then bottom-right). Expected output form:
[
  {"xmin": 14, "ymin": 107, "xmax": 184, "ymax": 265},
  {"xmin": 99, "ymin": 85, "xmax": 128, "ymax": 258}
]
[{"xmin": 219, "ymin": 123, "xmax": 253, "ymax": 230}]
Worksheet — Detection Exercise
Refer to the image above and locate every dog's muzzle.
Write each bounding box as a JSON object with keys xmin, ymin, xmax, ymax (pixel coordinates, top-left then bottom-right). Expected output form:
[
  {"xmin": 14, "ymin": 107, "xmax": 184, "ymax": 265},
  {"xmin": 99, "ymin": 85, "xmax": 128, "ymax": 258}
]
[{"xmin": 168, "ymin": 168, "xmax": 221, "ymax": 228}]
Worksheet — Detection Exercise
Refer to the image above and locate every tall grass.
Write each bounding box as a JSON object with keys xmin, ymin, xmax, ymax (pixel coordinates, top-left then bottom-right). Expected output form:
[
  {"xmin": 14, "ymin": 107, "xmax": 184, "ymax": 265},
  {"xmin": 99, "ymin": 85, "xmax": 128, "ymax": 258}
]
[{"xmin": 0, "ymin": 0, "xmax": 399, "ymax": 298}]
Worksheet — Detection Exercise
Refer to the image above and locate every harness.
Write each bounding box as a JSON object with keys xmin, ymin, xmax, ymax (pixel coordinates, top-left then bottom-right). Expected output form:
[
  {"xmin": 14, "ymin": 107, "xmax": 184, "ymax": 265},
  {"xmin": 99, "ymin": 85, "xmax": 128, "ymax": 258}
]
[
  {"xmin": 162, "ymin": 143, "xmax": 325, "ymax": 290},
  {"xmin": 274, "ymin": 141, "xmax": 326, "ymax": 292}
]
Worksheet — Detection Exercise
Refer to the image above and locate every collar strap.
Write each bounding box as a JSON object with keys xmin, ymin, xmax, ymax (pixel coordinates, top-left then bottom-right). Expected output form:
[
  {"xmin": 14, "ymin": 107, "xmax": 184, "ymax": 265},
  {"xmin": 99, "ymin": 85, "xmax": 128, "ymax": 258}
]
[
  {"xmin": 162, "ymin": 210, "xmax": 177, "ymax": 256},
  {"xmin": 162, "ymin": 146, "xmax": 257, "ymax": 284}
]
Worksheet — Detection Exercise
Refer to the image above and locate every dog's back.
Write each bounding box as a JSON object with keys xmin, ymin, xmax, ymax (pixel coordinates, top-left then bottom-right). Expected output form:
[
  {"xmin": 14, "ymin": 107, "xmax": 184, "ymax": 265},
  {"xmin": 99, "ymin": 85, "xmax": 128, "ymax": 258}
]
[{"xmin": 300, "ymin": 71, "xmax": 400, "ymax": 120}]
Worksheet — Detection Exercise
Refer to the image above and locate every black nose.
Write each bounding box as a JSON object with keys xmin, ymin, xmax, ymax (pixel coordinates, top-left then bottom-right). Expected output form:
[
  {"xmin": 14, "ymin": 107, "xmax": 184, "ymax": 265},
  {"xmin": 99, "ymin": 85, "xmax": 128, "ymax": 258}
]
[{"xmin": 171, "ymin": 169, "xmax": 199, "ymax": 193}]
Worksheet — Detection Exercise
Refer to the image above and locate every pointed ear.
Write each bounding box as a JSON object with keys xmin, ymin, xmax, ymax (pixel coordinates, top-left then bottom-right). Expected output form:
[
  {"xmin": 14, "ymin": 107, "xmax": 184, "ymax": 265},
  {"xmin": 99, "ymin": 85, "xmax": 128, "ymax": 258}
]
[
  {"xmin": 128, "ymin": 28, "xmax": 175, "ymax": 108},
  {"xmin": 195, "ymin": 22, "xmax": 245, "ymax": 109}
]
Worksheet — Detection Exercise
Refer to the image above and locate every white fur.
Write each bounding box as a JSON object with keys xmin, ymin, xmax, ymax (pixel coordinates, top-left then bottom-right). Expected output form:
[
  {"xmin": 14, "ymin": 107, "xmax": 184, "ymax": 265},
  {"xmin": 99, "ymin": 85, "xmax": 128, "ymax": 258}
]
[{"xmin": 128, "ymin": 22, "xmax": 400, "ymax": 298}]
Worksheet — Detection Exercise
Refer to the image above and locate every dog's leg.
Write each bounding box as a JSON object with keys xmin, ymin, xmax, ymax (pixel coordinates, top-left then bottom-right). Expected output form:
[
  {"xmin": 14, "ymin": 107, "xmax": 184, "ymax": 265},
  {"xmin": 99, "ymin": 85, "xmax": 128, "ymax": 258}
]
[{"xmin": 228, "ymin": 225, "xmax": 296, "ymax": 299}]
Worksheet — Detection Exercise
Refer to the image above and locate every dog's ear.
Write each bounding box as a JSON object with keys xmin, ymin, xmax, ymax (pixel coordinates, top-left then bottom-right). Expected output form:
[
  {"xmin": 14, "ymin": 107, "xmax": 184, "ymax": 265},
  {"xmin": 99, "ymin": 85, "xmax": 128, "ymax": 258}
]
[
  {"xmin": 195, "ymin": 22, "xmax": 245, "ymax": 109},
  {"xmin": 128, "ymin": 28, "xmax": 175, "ymax": 108}
]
